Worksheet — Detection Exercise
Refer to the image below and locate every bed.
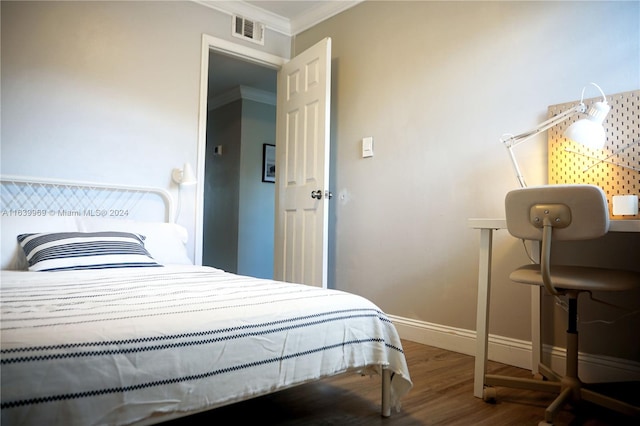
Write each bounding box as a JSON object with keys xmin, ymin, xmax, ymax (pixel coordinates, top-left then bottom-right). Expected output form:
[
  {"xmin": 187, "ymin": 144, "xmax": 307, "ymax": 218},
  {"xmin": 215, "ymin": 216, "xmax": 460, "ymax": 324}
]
[{"xmin": 0, "ymin": 176, "xmax": 412, "ymax": 426}]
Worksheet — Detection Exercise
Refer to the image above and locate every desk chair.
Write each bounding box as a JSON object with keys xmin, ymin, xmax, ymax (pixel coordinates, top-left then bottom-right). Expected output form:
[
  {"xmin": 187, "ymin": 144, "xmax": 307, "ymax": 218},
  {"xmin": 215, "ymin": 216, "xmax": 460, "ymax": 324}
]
[{"xmin": 484, "ymin": 184, "xmax": 640, "ymax": 425}]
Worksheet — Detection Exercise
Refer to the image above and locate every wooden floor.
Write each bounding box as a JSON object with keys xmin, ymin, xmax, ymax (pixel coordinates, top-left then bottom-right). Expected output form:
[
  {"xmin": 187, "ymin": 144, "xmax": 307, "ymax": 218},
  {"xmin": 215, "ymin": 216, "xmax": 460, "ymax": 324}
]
[{"xmin": 165, "ymin": 340, "xmax": 639, "ymax": 425}]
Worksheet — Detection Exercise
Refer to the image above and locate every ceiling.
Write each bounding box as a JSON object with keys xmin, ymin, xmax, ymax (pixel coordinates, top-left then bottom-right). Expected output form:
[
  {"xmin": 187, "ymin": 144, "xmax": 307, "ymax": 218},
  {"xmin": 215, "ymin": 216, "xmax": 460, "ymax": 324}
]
[
  {"xmin": 244, "ymin": 1, "xmax": 328, "ymax": 21},
  {"xmin": 208, "ymin": 50, "xmax": 277, "ymax": 98}
]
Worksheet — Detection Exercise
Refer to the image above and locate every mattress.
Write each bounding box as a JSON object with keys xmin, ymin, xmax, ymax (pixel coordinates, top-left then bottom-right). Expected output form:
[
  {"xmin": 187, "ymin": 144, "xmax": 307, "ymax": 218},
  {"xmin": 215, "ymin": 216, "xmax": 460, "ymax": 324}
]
[{"xmin": 1, "ymin": 266, "xmax": 412, "ymax": 425}]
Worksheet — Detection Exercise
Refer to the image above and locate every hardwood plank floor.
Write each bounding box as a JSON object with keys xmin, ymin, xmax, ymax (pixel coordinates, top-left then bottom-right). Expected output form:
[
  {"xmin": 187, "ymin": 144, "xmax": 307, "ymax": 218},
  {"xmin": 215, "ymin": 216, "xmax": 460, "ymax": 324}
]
[{"xmin": 165, "ymin": 340, "xmax": 639, "ymax": 425}]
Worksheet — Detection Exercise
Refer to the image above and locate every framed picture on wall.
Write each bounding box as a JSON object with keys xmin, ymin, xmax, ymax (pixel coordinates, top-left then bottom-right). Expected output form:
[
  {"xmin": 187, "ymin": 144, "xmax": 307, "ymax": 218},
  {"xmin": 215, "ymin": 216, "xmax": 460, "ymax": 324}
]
[{"xmin": 262, "ymin": 144, "xmax": 276, "ymax": 183}]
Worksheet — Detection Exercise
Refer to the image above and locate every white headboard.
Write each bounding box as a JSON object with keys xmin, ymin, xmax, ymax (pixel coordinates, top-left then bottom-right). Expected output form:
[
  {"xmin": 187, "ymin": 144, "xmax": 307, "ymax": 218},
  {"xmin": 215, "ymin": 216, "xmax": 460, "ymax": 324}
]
[
  {"xmin": 1, "ymin": 175, "xmax": 181, "ymax": 269},
  {"xmin": 1, "ymin": 175, "xmax": 174, "ymax": 223}
]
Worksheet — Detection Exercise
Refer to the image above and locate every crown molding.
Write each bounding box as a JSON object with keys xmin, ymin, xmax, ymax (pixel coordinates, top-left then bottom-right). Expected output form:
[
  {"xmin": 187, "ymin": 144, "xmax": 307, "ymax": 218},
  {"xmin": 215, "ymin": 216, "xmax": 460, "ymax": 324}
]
[
  {"xmin": 209, "ymin": 85, "xmax": 276, "ymax": 110},
  {"xmin": 290, "ymin": 1, "xmax": 362, "ymax": 35},
  {"xmin": 194, "ymin": 1, "xmax": 362, "ymax": 36}
]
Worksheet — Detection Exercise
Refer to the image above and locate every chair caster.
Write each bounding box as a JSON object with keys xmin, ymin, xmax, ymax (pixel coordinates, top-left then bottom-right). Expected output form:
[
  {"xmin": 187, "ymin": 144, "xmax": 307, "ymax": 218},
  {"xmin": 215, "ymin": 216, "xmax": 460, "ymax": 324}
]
[
  {"xmin": 533, "ymin": 373, "xmax": 545, "ymax": 381},
  {"xmin": 483, "ymin": 387, "xmax": 497, "ymax": 402}
]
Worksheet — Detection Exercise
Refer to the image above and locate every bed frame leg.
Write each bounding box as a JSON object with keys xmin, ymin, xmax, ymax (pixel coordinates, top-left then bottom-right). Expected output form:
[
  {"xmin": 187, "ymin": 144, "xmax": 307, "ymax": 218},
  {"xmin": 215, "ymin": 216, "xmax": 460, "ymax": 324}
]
[{"xmin": 381, "ymin": 367, "xmax": 391, "ymax": 417}]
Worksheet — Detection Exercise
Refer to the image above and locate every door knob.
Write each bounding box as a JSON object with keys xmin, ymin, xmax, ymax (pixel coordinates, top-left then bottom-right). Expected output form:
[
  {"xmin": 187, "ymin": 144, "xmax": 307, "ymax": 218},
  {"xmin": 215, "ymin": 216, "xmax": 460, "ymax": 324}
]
[{"xmin": 311, "ymin": 190, "xmax": 323, "ymax": 200}]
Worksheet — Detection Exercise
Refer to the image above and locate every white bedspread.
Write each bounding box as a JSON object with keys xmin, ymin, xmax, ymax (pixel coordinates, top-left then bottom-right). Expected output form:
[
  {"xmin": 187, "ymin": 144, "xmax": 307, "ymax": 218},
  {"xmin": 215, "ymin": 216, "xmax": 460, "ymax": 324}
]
[{"xmin": 1, "ymin": 266, "xmax": 412, "ymax": 425}]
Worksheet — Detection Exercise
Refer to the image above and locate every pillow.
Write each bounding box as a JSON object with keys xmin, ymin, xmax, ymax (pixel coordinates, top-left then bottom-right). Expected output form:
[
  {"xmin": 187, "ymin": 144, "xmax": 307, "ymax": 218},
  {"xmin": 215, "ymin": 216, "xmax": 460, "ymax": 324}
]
[
  {"xmin": 1, "ymin": 216, "xmax": 78, "ymax": 270},
  {"xmin": 76, "ymin": 218, "xmax": 192, "ymax": 265},
  {"xmin": 17, "ymin": 231, "xmax": 162, "ymax": 272}
]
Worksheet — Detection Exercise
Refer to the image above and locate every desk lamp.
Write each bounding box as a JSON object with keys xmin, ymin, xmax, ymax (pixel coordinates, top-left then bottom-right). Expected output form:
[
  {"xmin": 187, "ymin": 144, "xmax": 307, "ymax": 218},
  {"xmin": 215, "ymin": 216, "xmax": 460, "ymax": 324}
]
[{"xmin": 501, "ymin": 83, "xmax": 610, "ymax": 187}]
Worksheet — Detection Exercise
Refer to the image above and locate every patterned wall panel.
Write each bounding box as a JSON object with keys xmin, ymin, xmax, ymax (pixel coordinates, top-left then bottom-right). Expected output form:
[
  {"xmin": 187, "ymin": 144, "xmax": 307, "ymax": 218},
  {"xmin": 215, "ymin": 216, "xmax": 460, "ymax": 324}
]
[{"xmin": 548, "ymin": 89, "xmax": 640, "ymax": 219}]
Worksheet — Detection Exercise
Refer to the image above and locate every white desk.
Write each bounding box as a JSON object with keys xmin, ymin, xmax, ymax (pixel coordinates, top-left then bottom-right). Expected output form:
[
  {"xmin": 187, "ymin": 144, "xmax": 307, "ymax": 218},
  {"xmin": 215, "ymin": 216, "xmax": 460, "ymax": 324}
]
[{"xmin": 468, "ymin": 218, "xmax": 640, "ymax": 399}]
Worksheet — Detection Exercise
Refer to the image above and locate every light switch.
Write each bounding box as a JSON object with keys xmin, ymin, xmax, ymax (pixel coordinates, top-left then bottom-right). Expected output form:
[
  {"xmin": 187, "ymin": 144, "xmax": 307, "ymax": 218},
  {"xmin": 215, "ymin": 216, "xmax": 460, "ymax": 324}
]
[{"xmin": 362, "ymin": 137, "xmax": 373, "ymax": 158}]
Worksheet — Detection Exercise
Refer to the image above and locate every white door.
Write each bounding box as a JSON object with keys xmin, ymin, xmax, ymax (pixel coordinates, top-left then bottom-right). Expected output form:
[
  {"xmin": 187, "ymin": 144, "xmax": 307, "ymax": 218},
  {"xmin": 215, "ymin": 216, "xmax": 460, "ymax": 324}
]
[{"xmin": 274, "ymin": 37, "xmax": 332, "ymax": 288}]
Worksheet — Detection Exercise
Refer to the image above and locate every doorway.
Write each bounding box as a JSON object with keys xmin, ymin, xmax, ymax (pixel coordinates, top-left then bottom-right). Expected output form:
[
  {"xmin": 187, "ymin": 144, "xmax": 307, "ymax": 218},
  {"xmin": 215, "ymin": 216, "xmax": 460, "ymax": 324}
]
[{"xmin": 202, "ymin": 51, "xmax": 278, "ymax": 279}]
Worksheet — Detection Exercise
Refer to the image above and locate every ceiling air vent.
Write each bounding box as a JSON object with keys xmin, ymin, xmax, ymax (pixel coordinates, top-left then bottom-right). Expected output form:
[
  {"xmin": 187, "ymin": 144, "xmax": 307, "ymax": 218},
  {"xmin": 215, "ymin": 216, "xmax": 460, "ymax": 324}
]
[{"xmin": 233, "ymin": 15, "xmax": 265, "ymax": 45}]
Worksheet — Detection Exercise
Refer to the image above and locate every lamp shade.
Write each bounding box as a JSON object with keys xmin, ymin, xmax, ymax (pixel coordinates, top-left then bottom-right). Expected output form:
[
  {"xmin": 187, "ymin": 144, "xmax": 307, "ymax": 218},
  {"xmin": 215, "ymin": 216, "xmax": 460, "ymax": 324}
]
[
  {"xmin": 564, "ymin": 101, "xmax": 611, "ymax": 149},
  {"xmin": 180, "ymin": 163, "xmax": 197, "ymax": 186},
  {"xmin": 172, "ymin": 163, "xmax": 197, "ymax": 186}
]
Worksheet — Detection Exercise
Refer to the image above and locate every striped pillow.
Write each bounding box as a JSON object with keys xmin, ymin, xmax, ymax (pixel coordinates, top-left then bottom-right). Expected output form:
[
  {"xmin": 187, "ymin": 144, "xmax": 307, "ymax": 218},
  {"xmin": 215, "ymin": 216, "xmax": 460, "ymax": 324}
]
[{"xmin": 17, "ymin": 232, "xmax": 162, "ymax": 272}]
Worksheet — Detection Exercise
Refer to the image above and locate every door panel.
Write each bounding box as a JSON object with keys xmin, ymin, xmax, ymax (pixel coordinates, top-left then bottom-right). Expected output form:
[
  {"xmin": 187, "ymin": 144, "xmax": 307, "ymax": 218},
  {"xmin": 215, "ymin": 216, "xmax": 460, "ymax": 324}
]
[{"xmin": 274, "ymin": 38, "xmax": 331, "ymax": 288}]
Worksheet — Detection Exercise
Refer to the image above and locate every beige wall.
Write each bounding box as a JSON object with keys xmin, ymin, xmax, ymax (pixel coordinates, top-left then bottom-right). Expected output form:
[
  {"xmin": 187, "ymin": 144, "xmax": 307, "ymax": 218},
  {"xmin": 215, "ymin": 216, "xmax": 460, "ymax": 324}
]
[{"xmin": 294, "ymin": 0, "xmax": 639, "ymax": 361}]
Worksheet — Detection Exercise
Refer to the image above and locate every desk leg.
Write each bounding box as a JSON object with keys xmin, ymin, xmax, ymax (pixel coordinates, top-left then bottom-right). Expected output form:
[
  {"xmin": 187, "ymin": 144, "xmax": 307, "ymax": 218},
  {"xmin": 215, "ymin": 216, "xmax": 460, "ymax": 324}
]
[{"xmin": 474, "ymin": 228, "xmax": 493, "ymax": 398}]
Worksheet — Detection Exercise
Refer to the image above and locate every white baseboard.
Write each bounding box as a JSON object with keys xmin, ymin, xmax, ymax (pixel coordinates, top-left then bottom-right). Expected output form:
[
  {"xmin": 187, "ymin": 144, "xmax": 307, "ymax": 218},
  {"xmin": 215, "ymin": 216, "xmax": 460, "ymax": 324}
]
[{"xmin": 389, "ymin": 314, "xmax": 640, "ymax": 383}]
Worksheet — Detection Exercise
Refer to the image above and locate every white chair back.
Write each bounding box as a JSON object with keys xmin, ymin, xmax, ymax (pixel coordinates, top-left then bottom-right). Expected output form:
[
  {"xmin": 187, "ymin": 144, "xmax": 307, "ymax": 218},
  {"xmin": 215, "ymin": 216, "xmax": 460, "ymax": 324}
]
[{"xmin": 505, "ymin": 184, "xmax": 610, "ymax": 242}]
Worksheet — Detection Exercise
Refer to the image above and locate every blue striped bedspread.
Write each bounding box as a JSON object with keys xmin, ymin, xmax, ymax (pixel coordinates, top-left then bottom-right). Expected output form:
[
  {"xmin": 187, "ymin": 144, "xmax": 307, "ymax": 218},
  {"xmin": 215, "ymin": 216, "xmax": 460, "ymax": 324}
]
[{"xmin": 1, "ymin": 266, "xmax": 412, "ymax": 425}]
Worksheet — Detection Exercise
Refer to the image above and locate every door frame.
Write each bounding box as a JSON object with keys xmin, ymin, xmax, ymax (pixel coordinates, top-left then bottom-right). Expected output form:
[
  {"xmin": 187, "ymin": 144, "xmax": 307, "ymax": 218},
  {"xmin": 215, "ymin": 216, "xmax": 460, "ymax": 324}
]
[{"xmin": 194, "ymin": 35, "xmax": 286, "ymax": 265}]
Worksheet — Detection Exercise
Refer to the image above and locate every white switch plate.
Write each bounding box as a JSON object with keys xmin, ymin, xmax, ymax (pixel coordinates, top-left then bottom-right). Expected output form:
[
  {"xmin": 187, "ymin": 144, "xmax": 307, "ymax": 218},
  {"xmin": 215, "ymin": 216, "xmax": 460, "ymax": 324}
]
[{"xmin": 362, "ymin": 137, "xmax": 373, "ymax": 158}]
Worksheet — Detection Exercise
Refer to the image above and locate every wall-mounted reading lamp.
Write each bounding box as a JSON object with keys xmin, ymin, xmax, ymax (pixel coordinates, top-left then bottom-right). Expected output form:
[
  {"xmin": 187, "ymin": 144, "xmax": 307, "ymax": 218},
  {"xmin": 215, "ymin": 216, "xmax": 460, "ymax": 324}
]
[
  {"xmin": 172, "ymin": 163, "xmax": 197, "ymax": 187},
  {"xmin": 171, "ymin": 163, "xmax": 197, "ymax": 222},
  {"xmin": 501, "ymin": 82, "xmax": 610, "ymax": 187}
]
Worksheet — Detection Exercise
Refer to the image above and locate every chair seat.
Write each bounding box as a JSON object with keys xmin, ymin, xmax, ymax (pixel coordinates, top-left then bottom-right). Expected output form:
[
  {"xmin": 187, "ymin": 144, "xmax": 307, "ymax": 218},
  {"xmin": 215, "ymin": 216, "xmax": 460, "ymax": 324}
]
[{"xmin": 510, "ymin": 264, "xmax": 640, "ymax": 292}]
